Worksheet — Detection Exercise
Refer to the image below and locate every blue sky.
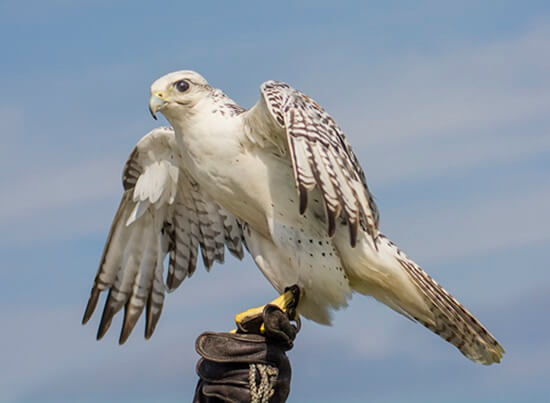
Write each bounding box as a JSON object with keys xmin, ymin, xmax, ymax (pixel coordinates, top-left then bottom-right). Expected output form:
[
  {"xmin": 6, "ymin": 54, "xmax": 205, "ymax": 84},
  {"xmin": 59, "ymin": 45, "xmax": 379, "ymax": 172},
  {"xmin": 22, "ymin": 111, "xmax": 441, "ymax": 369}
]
[{"xmin": 1, "ymin": 1, "xmax": 549, "ymax": 402}]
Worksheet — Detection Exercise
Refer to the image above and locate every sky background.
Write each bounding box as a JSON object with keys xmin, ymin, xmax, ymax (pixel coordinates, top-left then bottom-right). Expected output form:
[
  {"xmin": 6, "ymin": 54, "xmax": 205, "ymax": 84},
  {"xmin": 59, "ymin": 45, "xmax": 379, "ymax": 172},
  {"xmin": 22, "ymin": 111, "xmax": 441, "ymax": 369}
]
[{"xmin": 1, "ymin": 1, "xmax": 549, "ymax": 402}]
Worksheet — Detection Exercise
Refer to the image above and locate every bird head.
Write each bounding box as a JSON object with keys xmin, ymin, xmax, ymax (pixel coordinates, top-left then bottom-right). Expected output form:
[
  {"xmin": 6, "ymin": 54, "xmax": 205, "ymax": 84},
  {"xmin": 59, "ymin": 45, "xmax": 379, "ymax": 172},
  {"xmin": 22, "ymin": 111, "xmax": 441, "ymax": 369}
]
[{"xmin": 149, "ymin": 70, "xmax": 211, "ymax": 121}]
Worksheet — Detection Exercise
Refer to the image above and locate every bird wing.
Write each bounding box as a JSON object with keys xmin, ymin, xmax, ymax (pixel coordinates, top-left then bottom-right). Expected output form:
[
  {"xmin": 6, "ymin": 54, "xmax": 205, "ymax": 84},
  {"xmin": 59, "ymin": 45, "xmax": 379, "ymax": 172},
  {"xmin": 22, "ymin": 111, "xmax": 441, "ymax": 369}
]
[
  {"xmin": 244, "ymin": 81, "xmax": 379, "ymax": 247},
  {"xmin": 82, "ymin": 127, "xmax": 244, "ymax": 344}
]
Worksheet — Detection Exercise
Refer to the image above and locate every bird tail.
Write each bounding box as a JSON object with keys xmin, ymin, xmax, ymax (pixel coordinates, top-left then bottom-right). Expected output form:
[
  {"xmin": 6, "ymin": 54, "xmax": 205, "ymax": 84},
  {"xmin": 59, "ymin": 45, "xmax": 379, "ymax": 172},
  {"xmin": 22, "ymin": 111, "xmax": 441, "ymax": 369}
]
[
  {"xmin": 395, "ymin": 253, "xmax": 505, "ymax": 364},
  {"xmin": 351, "ymin": 235, "xmax": 505, "ymax": 365}
]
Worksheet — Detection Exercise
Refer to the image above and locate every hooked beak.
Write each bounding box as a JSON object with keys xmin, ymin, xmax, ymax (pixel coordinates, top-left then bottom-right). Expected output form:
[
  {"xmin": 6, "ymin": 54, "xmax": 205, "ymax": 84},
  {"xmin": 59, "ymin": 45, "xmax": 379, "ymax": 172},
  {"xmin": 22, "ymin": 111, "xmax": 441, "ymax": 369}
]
[{"xmin": 149, "ymin": 92, "xmax": 167, "ymax": 120}]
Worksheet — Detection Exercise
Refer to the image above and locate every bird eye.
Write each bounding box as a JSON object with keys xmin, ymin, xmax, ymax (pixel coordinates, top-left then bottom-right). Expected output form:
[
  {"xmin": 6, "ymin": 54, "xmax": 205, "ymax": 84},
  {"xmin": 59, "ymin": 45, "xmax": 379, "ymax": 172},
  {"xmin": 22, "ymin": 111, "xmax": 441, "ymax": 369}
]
[{"xmin": 174, "ymin": 80, "xmax": 190, "ymax": 92}]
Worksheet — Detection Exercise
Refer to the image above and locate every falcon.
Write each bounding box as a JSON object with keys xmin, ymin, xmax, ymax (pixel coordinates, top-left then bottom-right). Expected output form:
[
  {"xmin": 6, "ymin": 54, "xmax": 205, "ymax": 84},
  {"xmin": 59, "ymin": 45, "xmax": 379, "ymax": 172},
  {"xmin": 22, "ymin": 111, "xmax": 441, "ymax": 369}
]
[{"xmin": 83, "ymin": 70, "xmax": 505, "ymax": 365}]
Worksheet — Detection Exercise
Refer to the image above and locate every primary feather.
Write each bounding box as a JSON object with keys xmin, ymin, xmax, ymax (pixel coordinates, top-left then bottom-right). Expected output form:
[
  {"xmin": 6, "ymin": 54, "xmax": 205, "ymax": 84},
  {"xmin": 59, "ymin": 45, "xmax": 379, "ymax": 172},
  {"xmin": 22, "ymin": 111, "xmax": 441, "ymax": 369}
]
[{"xmin": 82, "ymin": 127, "xmax": 244, "ymax": 343}]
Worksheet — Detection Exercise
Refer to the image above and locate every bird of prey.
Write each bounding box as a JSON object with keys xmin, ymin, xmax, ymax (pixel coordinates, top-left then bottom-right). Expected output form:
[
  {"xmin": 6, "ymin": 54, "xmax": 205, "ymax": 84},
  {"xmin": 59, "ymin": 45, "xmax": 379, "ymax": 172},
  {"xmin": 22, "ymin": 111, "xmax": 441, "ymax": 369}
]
[{"xmin": 83, "ymin": 70, "xmax": 504, "ymax": 365}]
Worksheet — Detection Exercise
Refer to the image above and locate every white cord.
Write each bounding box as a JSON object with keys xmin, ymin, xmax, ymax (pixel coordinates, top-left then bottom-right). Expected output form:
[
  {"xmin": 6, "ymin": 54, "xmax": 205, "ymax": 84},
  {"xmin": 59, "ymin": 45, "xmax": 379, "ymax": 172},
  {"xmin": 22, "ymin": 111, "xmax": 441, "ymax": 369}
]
[{"xmin": 249, "ymin": 363, "xmax": 279, "ymax": 403}]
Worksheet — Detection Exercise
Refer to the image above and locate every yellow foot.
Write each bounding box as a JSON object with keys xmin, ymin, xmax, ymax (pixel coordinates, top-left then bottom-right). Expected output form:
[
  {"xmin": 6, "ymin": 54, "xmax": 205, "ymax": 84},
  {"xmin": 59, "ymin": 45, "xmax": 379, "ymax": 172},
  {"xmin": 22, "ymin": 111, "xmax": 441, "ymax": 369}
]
[{"xmin": 234, "ymin": 285, "xmax": 301, "ymax": 334}]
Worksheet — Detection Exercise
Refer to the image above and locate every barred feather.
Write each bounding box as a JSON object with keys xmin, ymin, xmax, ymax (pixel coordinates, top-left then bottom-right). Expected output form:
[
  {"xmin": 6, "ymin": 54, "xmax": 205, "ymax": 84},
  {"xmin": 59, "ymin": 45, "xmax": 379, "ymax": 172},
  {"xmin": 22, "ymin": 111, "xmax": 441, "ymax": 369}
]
[
  {"xmin": 82, "ymin": 127, "xmax": 244, "ymax": 343},
  {"xmin": 398, "ymin": 256, "xmax": 504, "ymax": 364},
  {"xmin": 380, "ymin": 237, "xmax": 506, "ymax": 364},
  {"xmin": 258, "ymin": 81, "xmax": 379, "ymax": 246}
]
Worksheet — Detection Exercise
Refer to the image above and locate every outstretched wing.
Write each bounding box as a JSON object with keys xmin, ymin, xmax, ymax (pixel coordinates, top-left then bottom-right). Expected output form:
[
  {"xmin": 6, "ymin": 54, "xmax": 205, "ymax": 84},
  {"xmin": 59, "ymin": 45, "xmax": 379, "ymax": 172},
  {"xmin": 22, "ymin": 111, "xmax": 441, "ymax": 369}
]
[
  {"xmin": 245, "ymin": 81, "xmax": 379, "ymax": 247},
  {"xmin": 82, "ymin": 127, "xmax": 244, "ymax": 344}
]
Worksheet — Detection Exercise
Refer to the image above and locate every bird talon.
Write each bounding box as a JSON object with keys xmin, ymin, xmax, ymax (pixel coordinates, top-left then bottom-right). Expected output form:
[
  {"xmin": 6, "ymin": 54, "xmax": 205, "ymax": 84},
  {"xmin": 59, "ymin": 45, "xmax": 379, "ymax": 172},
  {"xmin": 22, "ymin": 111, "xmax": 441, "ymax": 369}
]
[
  {"xmin": 283, "ymin": 284, "xmax": 301, "ymax": 321},
  {"xmin": 234, "ymin": 285, "xmax": 301, "ymax": 334}
]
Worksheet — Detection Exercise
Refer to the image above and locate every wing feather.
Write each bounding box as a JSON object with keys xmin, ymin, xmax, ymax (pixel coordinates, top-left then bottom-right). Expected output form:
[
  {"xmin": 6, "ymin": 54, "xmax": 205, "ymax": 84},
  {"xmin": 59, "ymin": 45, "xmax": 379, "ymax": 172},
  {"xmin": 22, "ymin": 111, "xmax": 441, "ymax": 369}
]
[
  {"xmin": 83, "ymin": 127, "xmax": 244, "ymax": 343},
  {"xmin": 221, "ymin": 209, "xmax": 244, "ymax": 259},
  {"xmin": 247, "ymin": 81, "xmax": 379, "ymax": 246},
  {"xmin": 120, "ymin": 226, "xmax": 157, "ymax": 343},
  {"xmin": 189, "ymin": 181, "xmax": 225, "ymax": 269}
]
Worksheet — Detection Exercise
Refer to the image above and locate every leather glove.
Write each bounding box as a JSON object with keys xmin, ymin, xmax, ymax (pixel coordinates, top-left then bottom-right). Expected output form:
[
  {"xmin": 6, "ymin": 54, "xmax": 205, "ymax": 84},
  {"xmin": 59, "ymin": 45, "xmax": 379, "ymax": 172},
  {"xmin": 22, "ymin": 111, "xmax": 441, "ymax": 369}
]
[{"xmin": 193, "ymin": 304, "xmax": 299, "ymax": 403}]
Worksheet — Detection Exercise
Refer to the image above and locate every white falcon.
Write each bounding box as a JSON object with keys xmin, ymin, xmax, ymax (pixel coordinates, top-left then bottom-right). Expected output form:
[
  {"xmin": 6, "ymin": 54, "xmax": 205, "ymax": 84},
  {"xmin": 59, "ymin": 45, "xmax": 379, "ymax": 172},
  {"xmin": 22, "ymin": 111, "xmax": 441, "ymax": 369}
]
[{"xmin": 83, "ymin": 71, "xmax": 504, "ymax": 365}]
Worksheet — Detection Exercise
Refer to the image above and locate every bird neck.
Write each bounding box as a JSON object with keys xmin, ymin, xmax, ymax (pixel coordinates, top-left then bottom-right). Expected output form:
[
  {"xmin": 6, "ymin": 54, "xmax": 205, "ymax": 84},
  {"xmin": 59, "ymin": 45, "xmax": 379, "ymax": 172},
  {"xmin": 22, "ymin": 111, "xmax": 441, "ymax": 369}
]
[{"xmin": 168, "ymin": 102, "xmax": 243, "ymax": 164}]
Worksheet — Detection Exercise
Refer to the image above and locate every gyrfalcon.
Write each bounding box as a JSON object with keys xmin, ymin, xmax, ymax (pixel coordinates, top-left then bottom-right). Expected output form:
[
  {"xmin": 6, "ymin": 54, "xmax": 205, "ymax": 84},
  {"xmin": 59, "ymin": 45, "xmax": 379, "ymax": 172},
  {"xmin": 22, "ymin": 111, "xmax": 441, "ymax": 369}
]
[{"xmin": 82, "ymin": 70, "xmax": 504, "ymax": 365}]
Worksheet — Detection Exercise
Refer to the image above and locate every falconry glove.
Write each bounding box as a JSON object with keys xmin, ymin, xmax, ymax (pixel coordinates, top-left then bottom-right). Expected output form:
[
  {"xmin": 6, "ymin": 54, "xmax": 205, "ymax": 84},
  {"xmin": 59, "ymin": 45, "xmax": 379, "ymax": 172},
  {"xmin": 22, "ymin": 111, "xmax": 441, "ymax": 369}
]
[{"xmin": 193, "ymin": 305, "xmax": 299, "ymax": 403}]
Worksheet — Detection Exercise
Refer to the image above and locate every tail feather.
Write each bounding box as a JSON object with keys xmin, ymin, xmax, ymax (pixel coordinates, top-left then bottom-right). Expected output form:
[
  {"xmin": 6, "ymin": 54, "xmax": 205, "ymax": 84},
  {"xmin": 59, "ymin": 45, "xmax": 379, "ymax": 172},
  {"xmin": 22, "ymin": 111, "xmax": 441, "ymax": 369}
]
[
  {"xmin": 394, "ymin": 252, "xmax": 505, "ymax": 365},
  {"xmin": 350, "ymin": 234, "xmax": 505, "ymax": 365}
]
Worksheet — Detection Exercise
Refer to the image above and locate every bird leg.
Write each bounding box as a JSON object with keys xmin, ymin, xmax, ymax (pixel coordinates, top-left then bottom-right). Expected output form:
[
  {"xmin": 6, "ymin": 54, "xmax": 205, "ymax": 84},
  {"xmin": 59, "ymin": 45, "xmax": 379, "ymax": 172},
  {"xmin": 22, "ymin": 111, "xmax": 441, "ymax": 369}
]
[{"xmin": 234, "ymin": 285, "xmax": 301, "ymax": 334}]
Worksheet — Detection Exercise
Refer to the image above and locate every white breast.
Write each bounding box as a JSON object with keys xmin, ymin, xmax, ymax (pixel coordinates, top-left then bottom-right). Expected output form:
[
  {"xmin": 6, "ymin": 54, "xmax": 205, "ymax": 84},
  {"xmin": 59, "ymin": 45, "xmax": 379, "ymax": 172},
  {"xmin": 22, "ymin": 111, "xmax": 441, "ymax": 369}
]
[{"xmin": 171, "ymin": 109, "xmax": 355, "ymax": 322}]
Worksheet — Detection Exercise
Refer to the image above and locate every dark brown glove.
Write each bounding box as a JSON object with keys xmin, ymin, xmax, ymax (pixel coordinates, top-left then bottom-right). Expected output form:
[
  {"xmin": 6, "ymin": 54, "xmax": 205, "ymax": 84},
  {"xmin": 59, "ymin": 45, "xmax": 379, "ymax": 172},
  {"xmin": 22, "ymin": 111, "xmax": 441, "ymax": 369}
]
[{"xmin": 193, "ymin": 305, "xmax": 299, "ymax": 403}]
